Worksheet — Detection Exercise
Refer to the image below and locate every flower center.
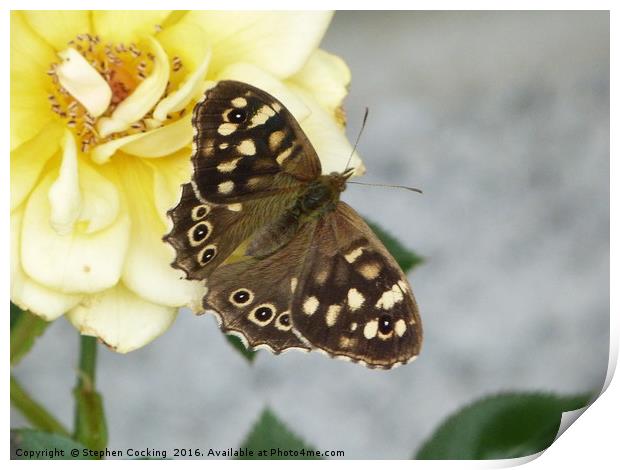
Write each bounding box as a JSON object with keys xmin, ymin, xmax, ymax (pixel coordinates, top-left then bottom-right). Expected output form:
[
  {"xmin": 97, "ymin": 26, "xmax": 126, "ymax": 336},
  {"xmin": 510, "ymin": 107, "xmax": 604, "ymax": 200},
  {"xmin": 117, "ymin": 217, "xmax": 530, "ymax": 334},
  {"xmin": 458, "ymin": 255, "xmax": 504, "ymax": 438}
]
[{"xmin": 47, "ymin": 33, "xmax": 184, "ymax": 153}]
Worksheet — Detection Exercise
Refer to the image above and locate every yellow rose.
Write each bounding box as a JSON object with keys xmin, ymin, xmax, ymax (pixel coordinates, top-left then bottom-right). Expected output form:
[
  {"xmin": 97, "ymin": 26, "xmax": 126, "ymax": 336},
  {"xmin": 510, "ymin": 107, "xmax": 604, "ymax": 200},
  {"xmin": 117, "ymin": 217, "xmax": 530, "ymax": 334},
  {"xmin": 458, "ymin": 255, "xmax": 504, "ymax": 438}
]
[{"xmin": 10, "ymin": 11, "xmax": 362, "ymax": 353}]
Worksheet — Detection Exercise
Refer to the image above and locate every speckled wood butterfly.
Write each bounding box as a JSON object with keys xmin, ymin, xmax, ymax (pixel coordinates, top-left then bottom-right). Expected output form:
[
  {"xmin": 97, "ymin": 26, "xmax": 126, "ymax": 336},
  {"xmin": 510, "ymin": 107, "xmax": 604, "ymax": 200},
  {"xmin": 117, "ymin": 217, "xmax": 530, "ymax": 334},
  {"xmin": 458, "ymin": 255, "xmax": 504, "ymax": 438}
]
[{"xmin": 164, "ymin": 81, "xmax": 422, "ymax": 369}]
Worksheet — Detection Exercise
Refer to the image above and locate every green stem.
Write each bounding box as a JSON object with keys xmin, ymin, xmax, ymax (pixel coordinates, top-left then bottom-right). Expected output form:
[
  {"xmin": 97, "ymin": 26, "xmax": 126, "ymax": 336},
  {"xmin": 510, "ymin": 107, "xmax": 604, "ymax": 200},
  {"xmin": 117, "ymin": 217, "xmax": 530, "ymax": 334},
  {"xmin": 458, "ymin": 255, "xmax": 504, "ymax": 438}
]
[
  {"xmin": 73, "ymin": 335, "xmax": 107, "ymax": 452},
  {"xmin": 77, "ymin": 335, "xmax": 97, "ymax": 391},
  {"xmin": 10, "ymin": 375, "xmax": 70, "ymax": 436}
]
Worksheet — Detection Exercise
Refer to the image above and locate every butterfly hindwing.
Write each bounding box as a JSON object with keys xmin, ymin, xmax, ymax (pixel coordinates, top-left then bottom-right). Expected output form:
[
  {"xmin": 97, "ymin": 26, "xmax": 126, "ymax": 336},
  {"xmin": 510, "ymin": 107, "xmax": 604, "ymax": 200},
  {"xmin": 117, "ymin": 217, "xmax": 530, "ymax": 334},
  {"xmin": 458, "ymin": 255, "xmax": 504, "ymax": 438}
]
[
  {"xmin": 165, "ymin": 183, "xmax": 301, "ymax": 280},
  {"xmin": 191, "ymin": 80, "xmax": 321, "ymax": 204},
  {"xmin": 290, "ymin": 202, "xmax": 422, "ymax": 369},
  {"xmin": 203, "ymin": 219, "xmax": 317, "ymax": 353}
]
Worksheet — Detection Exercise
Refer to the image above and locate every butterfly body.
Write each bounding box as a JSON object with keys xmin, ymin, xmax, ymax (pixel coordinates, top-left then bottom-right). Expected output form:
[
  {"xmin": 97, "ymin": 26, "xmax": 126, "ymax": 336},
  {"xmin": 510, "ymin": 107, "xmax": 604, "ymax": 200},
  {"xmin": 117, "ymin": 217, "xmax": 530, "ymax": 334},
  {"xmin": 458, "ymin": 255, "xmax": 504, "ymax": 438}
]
[
  {"xmin": 286, "ymin": 171, "xmax": 349, "ymax": 222},
  {"xmin": 165, "ymin": 81, "xmax": 422, "ymax": 369}
]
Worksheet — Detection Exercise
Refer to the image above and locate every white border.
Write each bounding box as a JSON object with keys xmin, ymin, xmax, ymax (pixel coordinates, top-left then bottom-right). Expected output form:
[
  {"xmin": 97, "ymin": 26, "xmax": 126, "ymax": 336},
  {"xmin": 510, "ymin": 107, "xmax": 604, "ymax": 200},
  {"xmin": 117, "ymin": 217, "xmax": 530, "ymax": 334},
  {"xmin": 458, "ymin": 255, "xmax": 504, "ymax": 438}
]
[{"xmin": 4, "ymin": 3, "xmax": 615, "ymax": 467}]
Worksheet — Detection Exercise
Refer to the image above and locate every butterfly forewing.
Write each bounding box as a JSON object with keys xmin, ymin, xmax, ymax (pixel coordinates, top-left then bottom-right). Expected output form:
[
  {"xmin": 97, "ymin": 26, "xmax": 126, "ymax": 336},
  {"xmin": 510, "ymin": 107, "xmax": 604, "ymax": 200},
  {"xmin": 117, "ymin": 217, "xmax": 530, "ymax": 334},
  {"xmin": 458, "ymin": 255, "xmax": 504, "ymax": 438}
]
[
  {"xmin": 290, "ymin": 202, "xmax": 422, "ymax": 369},
  {"xmin": 191, "ymin": 81, "xmax": 321, "ymax": 205},
  {"xmin": 166, "ymin": 80, "xmax": 323, "ymax": 280}
]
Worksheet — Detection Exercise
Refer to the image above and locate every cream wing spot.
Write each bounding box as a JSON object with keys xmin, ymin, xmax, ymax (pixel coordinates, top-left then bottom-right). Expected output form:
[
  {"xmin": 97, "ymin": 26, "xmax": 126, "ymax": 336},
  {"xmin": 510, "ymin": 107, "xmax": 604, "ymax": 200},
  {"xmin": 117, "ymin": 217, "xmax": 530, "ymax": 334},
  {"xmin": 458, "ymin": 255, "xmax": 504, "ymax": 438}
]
[
  {"xmin": 303, "ymin": 296, "xmax": 319, "ymax": 316},
  {"xmin": 363, "ymin": 320, "xmax": 379, "ymax": 339},
  {"xmin": 237, "ymin": 139, "xmax": 256, "ymax": 156},
  {"xmin": 315, "ymin": 270, "xmax": 328, "ymax": 285},
  {"xmin": 247, "ymin": 105, "xmax": 275, "ymax": 128},
  {"xmin": 276, "ymin": 147, "xmax": 293, "ymax": 165},
  {"xmin": 231, "ymin": 97, "xmax": 247, "ymax": 108},
  {"xmin": 339, "ymin": 336, "xmax": 358, "ymax": 349},
  {"xmin": 246, "ymin": 176, "xmax": 262, "ymax": 188},
  {"xmin": 217, "ymin": 158, "xmax": 241, "ymax": 173},
  {"xmin": 290, "ymin": 277, "xmax": 298, "ymax": 294},
  {"xmin": 218, "ymin": 123, "xmax": 237, "ymax": 136},
  {"xmin": 261, "ymin": 105, "xmax": 276, "ymax": 117},
  {"xmin": 344, "ymin": 247, "xmax": 364, "ymax": 263},
  {"xmin": 227, "ymin": 203, "xmax": 242, "ymax": 212},
  {"xmin": 347, "ymin": 288, "xmax": 365, "ymax": 311},
  {"xmin": 394, "ymin": 319, "xmax": 407, "ymax": 337},
  {"xmin": 268, "ymin": 130, "xmax": 285, "ymax": 152},
  {"xmin": 375, "ymin": 284, "xmax": 404, "ymax": 310},
  {"xmin": 358, "ymin": 262, "xmax": 381, "ymax": 280},
  {"xmin": 218, "ymin": 180, "xmax": 234, "ymax": 194},
  {"xmin": 325, "ymin": 305, "xmax": 342, "ymax": 327},
  {"xmin": 219, "ymin": 142, "xmax": 229, "ymax": 150}
]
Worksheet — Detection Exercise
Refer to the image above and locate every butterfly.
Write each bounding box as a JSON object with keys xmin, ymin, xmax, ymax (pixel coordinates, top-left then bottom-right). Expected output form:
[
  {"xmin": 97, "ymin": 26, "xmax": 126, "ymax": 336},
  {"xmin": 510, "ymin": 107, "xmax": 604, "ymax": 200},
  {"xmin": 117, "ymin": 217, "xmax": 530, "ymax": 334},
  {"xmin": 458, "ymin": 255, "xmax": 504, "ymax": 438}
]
[{"xmin": 164, "ymin": 81, "xmax": 422, "ymax": 369}]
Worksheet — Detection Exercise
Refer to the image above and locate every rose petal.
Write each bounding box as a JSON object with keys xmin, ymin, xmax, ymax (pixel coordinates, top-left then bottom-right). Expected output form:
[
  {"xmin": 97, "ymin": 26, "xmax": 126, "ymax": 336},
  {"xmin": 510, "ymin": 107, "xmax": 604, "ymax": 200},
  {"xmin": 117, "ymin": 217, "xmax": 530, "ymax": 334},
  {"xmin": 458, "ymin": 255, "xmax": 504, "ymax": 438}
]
[
  {"xmin": 97, "ymin": 37, "xmax": 170, "ymax": 137},
  {"xmin": 156, "ymin": 20, "xmax": 210, "ymax": 72},
  {"xmin": 11, "ymin": 209, "xmax": 82, "ymax": 321},
  {"xmin": 216, "ymin": 62, "xmax": 310, "ymax": 121},
  {"xmin": 56, "ymin": 47, "xmax": 112, "ymax": 117},
  {"xmin": 77, "ymin": 162, "xmax": 122, "ymax": 234},
  {"xmin": 153, "ymin": 49, "xmax": 211, "ymax": 121},
  {"xmin": 291, "ymin": 85, "xmax": 365, "ymax": 175},
  {"xmin": 118, "ymin": 157, "xmax": 205, "ymax": 307},
  {"xmin": 182, "ymin": 11, "xmax": 333, "ymax": 77},
  {"xmin": 121, "ymin": 113, "xmax": 193, "ymax": 158},
  {"xmin": 48, "ymin": 131, "xmax": 82, "ymax": 235},
  {"xmin": 143, "ymin": 148, "xmax": 193, "ymax": 225},
  {"xmin": 49, "ymin": 134, "xmax": 120, "ymax": 234},
  {"xmin": 288, "ymin": 49, "xmax": 351, "ymax": 114},
  {"xmin": 22, "ymin": 171, "xmax": 130, "ymax": 294},
  {"xmin": 67, "ymin": 283, "xmax": 177, "ymax": 353},
  {"xmin": 91, "ymin": 112, "xmax": 193, "ymax": 163},
  {"xmin": 11, "ymin": 122, "xmax": 64, "ymax": 211},
  {"xmin": 10, "ymin": 12, "xmax": 57, "ymax": 150},
  {"xmin": 92, "ymin": 10, "xmax": 171, "ymax": 44},
  {"xmin": 23, "ymin": 11, "xmax": 91, "ymax": 51}
]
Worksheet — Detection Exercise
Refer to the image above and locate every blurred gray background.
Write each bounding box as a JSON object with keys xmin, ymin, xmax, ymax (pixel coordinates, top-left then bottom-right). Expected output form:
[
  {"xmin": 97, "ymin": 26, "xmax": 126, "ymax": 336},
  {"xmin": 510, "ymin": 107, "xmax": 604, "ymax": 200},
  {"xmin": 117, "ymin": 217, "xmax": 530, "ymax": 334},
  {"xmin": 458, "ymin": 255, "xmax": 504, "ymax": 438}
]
[{"xmin": 12, "ymin": 11, "xmax": 609, "ymax": 459}]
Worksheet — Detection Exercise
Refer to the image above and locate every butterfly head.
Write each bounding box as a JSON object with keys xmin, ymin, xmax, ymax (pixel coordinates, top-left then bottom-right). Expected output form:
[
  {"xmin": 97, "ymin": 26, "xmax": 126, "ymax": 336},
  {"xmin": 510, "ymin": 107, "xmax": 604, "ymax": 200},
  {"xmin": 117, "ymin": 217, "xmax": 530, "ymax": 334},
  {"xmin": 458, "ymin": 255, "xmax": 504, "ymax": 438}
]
[{"xmin": 328, "ymin": 167, "xmax": 356, "ymax": 191}]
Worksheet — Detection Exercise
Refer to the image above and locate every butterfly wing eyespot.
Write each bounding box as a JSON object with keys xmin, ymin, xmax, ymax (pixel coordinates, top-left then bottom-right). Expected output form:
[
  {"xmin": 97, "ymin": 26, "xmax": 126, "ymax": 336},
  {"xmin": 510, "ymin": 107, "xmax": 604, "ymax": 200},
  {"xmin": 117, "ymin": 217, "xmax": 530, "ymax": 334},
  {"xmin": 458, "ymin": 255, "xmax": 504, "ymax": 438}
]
[
  {"xmin": 191, "ymin": 204, "xmax": 210, "ymax": 221},
  {"xmin": 197, "ymin": 244, "xmax": 217, "ymax": 265},
  {"xmin": 229, "ymin": 289, "xmax": 254, "ymax": 306},
  {"xmin": 226, "ymin": 108, "xmax": 247, "ymax": 124},
  {"xmin": 188, "ymin": 221, "xmax": 212, "ymax": 246}
]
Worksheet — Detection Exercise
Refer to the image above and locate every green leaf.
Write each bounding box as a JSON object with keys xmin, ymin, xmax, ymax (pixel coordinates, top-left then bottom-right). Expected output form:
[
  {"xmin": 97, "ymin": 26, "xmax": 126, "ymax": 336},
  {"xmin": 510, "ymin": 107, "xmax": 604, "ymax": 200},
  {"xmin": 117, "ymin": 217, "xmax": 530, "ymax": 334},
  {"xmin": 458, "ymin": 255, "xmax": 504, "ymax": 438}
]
[
  {"xmin": 415, "ymin": 391, "xmax": 592, "ymax": 460},
  {"xmin": 238, "ymin": 408, "xmax": 321, "ymax": 459},
  {"xmin": 10, "ymin": 303, "xmax": 49, "ymax": 366},
  {"xmin": 226, "ymin": 334, "xmax": 257, "ymax": 363},
  {"xmin": 10, "ymin": 376, "xmax": 70, "ymax": 436},
  {"xmin": 365, "ymin": 220, "xmax": 423, "ymax": 272},
  {"xmin": 11, "ymin": 429, "xmax": 92, "ymax": 459}
]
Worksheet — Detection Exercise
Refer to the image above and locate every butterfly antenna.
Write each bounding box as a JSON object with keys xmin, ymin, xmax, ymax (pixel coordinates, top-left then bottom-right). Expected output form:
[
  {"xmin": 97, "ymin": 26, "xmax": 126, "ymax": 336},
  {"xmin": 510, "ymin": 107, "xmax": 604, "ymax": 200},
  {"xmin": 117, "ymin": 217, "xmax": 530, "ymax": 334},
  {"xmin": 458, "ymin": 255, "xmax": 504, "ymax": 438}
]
[
  {"xmin": 348, "ymin": 181, "xmax": 423, "ymax": 194},
  {"xmin": 343, "ymin": 107, "xmax": 369, "ymax": 174}
]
